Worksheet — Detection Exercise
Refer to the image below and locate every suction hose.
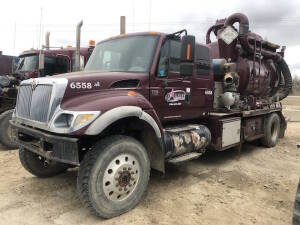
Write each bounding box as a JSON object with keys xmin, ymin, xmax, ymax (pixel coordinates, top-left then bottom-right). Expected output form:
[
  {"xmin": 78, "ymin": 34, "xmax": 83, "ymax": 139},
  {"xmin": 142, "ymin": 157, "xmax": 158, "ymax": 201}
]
[
  {"xmin": 272, "ymin": 58, "xmax": 292, "ymax": 101},
  {"xmin": 206, "ymin": 23, "xmax": 224, "ymax": 44}
]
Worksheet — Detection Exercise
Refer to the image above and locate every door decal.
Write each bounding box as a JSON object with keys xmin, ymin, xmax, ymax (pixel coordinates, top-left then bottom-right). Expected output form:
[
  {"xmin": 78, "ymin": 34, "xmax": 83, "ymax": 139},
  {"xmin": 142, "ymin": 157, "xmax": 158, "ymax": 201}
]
[{"xmin": 165, "ymin": 89, "xmax": 186, "ymax": 105}]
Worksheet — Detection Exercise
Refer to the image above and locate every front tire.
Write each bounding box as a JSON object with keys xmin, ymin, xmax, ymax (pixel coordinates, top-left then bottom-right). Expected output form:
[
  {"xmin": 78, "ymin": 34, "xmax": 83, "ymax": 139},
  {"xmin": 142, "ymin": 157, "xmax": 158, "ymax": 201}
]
[
  {"xmin": 19, "ymin": 148, "xmax": 69, "ymax": 178},
  {"xmin": 261, "ymin": 113, "xmax": 280, "ymax": 148},
  {"xmin": 0, "ymin": 109, "xmax": 18, "ymax": 149},
  {"xmin": 77, "ymin": 135, "xmax": 150, "ymax": 218}
]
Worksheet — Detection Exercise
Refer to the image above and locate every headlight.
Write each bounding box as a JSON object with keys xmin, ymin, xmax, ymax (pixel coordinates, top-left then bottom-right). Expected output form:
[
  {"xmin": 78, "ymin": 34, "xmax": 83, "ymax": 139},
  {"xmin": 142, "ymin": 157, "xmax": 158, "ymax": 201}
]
[
  {"xmin": 53, "ymin": 113, "xmax": 74, "ymax": 128},
  {"xmin": 51, "ymin": 111, "xmax": 100, "ymax": 132},
  {"xmin": 0, "ymin": 76, "xmax": 11, "ymax": 87}
]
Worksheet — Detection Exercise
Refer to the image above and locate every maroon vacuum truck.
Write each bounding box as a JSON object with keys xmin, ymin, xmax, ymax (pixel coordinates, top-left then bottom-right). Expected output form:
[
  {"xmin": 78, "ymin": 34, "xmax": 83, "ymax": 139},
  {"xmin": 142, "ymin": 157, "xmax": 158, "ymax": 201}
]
[
  {"xmin": 0, "ymin": 52, "xmax": 17, "ymax": 76},
  {"xmin": 0, "ymin": 21, "xmax": 94, "ymax": 149},
  {"xmin": 10, "ymin": 13, "xmax": 291, "ymax": 218}
]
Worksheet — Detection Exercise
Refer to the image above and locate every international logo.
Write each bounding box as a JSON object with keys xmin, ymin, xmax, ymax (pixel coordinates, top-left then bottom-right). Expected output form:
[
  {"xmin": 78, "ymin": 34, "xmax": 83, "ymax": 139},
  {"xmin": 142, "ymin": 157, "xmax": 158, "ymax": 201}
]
[{"xmin": 31, "ymin": 79, "xmax": 37, "ymax": 91}]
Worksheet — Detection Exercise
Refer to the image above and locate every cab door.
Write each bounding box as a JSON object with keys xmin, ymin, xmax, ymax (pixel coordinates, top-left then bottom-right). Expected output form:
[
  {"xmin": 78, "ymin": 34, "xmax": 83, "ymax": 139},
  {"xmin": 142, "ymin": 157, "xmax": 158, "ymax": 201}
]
[
  {"xmin": 150, "ymin": 39, "xmax": 193, "ymax": 122},
  {"xmin": 150, "ymin": 39, "xmax": 213, "ymax": 122}
]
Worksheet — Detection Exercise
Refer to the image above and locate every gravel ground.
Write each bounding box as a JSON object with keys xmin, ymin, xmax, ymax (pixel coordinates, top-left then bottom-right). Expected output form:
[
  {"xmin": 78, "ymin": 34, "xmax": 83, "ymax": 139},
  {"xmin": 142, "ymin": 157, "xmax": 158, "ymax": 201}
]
[
  {"xmin": 282, "ymin": 96, "xmax": 300, "ymax": 108},
  {"xmin": 0, "ymin": 123, "xmax": 299, "ymax": 225}
]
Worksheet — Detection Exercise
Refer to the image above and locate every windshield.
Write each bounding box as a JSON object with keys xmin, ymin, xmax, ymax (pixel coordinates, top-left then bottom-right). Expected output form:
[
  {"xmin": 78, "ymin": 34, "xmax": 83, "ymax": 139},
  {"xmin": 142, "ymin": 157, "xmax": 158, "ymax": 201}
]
[
  {"xmin": 85, "ymin": 35, "xmax": 159, "ymax": 73},
  {"xmin": 16, "ymin": 55, "xmax": 38, "ymax": 72}
]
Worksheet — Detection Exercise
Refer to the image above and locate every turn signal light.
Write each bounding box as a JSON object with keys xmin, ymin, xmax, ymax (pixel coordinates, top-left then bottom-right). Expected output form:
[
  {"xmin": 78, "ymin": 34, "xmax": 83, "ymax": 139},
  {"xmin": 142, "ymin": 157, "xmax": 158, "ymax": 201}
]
[
  {"xmin": 89, "ymin": 40, "xmax": 95, "ymax": 47},
  {"xmin": 128, "ymin": 91, "xmax": 136, "ymax": 95},
  {"xmin": 74, "ymin": 114, "xmax": 95, "ymax": 128}
]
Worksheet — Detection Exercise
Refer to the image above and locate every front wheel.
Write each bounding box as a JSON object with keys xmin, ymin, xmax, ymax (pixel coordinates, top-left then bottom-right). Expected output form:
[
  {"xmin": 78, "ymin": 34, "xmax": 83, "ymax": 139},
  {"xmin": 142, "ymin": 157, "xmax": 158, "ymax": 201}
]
[
  {"xmin": 77, "ymin": 135, "xmax": 150, "ymax": 218},
  {"xmin": 0, "ymin": 109, "xmax": 18, "ymax": 149}
]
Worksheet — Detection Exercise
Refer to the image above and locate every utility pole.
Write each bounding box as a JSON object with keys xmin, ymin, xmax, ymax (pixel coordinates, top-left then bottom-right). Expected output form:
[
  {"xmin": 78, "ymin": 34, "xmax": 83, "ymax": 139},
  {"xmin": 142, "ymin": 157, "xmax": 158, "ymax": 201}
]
[
  {"xmin": 13, "ymin": 21, "xmax": 16, "ymax": 54},
  {"xmin": 149, "ymin": 0, "xmax": 151, "ymax": 31},
  {"xmin": 132, "ymin": 0, "xmax": 135, "ymax": 32},
  {"xmin": 120, "ymin": 16, "xmax": 126, "ymax": 35}
]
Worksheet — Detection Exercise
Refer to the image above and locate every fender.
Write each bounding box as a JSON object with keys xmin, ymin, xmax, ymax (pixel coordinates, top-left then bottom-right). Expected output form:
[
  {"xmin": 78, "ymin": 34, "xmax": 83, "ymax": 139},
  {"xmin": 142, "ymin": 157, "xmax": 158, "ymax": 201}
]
[{"xmin": 85, "ymin": 106, "xmax": 161, "ymax": 138}]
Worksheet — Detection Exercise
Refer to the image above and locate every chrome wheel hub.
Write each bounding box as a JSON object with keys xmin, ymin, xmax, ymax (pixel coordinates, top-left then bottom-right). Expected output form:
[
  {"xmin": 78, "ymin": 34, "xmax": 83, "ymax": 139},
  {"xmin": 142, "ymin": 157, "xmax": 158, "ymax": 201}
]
[{"xmin": 103, "ymin": 153, "xmax": 140, "ymax": 201}]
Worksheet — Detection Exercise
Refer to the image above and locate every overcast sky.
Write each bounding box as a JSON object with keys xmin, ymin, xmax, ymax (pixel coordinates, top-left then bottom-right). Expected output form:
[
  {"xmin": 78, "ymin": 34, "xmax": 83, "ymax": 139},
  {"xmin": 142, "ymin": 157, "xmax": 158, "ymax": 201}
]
[{"xmin": 0, "ymin": 0, "xmax": 299, "ymax": 75}]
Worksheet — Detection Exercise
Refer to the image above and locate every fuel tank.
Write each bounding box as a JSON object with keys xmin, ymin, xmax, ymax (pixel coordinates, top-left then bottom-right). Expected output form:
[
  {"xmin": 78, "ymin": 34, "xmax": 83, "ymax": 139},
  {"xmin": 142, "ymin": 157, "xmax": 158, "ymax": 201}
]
[{"xmin": 164, "ymin": 124, "xmax": 211, "ymax": 158}]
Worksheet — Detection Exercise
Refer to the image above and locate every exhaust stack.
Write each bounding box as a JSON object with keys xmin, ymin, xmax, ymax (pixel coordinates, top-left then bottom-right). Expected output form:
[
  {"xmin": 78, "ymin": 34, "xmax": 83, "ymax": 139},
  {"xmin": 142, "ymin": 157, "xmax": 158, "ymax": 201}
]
[
  {"xmin": 45, "ymin": 32, "xmax": 50, "ymax": 50},
  {"xmin": 75, "ymin": 20, "xmax": 83, "ymax": 71},
  {"xmin": 120, "ymin": 16, "xmax": 126, "ymax": 35}
]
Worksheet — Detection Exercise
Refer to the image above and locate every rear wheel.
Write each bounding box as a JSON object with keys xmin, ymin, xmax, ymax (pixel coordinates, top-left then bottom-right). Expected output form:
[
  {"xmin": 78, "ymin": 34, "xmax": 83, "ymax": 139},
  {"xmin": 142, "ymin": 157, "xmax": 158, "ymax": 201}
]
[
  {"xmin": 293, "ymin": 178, "xmax": 300, "ymax": 225},
  {"xmin": 0, "ymin": 109, "xmax": 18, "ymax": 150},
  {"xmin": 77, "ymin": 135, "xmax": 150, "ymax": 218},
  {"xmin": 19, "ymin": 148, "xmax": 69, "ymax": 178},
  {"xmin": 261, "ymin": 113, "xmax": 280, "ymax": 148}
]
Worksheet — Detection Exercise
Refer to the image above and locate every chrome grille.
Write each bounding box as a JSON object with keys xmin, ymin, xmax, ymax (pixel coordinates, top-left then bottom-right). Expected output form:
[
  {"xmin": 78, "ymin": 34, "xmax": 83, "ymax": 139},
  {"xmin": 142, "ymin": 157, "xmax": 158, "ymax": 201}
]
[
  {"xmin": 16, "ymin": 84, "xmax": 53, "ymax": 123},
  {"xmin": 16, "ymin": 85, "xmax": 32, "ymax": 119}
]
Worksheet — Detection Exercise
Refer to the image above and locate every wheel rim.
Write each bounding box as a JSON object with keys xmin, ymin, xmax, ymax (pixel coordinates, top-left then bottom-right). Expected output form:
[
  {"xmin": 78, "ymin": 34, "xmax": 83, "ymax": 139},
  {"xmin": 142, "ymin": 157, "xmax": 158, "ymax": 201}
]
[{"xmin": 103, "ymin": 153, "xmax": 140, "ymax": 201}]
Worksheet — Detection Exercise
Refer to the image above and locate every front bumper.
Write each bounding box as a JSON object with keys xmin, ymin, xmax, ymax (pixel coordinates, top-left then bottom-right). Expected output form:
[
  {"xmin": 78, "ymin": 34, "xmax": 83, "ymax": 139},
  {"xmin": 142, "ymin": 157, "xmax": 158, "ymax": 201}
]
[{"xmin": 10, "ymin": 121, "xmax": 80, "ymax": 165}]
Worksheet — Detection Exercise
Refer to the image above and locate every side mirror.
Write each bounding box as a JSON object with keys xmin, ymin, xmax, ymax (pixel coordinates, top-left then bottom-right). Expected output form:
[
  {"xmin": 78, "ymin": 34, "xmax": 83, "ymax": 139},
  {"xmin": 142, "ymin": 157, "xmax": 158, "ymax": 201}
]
[
  {"xmin": 38, "ymin": 51, "xmax": 45, "ymax": 77},
  {"xmin": 180, "ymin": 35, "xmax": 195, "ymax": 76}
]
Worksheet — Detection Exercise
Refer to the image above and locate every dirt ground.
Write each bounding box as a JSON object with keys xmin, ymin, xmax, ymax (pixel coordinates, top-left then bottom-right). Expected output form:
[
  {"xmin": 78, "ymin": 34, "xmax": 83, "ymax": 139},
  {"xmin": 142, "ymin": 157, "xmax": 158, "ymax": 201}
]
[
  {"xmin": 0, "ymin": 104, "xmax": 300, "ymax": 225},
  {"xmin": 282, "ymin": 96, "xmax": 300, "ymax": 109}
]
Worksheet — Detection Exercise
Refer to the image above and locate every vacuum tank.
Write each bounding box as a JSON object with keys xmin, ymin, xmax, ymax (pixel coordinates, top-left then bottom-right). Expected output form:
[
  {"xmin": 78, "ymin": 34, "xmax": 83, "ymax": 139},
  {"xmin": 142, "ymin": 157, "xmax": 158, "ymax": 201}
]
[{"xmin": 206, "ymin": 13, "xmax": 292, "ymax": 109}]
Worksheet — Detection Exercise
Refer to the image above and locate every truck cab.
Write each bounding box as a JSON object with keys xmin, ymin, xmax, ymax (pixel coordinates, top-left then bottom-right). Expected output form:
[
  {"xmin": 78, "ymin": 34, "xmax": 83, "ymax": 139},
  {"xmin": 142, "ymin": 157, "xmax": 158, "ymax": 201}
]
[
  {"xmin": 16, "ymin": 47, "xmax": 93, "ymax": 79},
  {"xmin": 10, "ymin": 14, "xmax": 290, "ymax": 218},
  {"xmin": 0, "ymin": 46, "xmax": 94, "ymax": 149},
  {"xmin": 79, "ymin": 32, "xmax": 212, "ymax": 122},
  {"xmin": 0, "ymin": 52, "xmax": 17, "ymax": 76}
]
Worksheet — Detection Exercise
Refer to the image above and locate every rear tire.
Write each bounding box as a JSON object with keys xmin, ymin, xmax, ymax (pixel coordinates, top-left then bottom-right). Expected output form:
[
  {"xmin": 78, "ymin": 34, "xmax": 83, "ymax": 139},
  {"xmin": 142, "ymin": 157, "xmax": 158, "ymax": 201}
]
[
  {"xmin": 19, "ymin": 148, "xmax": 69, "ymax": 178},
  {"xmin": 261, "ymin": 113, "xmax": 280, "ymax": 148},
  {"xmin": 77, "ymin": 135, "xmax": 150, "ymax": 218},
  {"xmin": 0, "ymin": 109, "xmax": 18, "ymax": 150},
  {"xmin": 293, "ymin": 178, "xmax": 300, "ymax": 225}
]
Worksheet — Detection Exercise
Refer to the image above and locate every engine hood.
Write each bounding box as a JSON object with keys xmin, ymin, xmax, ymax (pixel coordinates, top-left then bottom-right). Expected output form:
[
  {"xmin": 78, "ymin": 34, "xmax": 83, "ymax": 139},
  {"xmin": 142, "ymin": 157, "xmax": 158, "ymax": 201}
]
[
  {"xmin": 19, "ymin": 70, "xmax": 151, "ymax": 116},
  {"xmin": 54, "ymin": 70, "xmax": 150, "ymax": 111},
  {"xmin": 53, "ymin": 70, "xmax": 147, "ymax": 92}
]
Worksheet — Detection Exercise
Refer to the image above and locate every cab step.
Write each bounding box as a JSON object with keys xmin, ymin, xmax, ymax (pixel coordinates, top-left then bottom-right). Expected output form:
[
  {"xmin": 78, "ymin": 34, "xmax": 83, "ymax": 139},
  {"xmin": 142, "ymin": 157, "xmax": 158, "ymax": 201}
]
[{"xmin": 167, "ymin": 152, "xmax": 202, "ymax": 164}]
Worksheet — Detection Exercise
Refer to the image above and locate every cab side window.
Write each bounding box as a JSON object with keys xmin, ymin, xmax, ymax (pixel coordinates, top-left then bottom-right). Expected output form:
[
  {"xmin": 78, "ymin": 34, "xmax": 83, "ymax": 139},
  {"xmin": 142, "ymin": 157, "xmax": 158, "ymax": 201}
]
[
  {"xmin": 157, "ymin": 40, "xmax": 181, "ymax": 77},
  {"xmin": 44, "ymin": 56, "xmax": 68, "ymax": 76},
  {"xmin": 195, "ymin": 44, "xmax": 210, "ymax": 76},
  {"xmin": 157, "ymin": 41, "xmax": 169, "ymax": 77},
  {"xmin": 169, "ymin": 40, "xmax": 181, "ymax": 73}
]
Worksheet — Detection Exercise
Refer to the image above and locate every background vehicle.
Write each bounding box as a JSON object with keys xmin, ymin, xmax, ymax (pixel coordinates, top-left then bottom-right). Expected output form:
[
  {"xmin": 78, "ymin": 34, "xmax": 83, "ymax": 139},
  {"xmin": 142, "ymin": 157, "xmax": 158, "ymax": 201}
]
[
  {"xmin": 11, "ymin": 13, "xmax": 291, "ymax": 218},
  {"xmin": 0, "ymin": 52, "xmax": 18, "ymax": 76},
  {"xmin": 0, "ymin": 21, "xmax": 94, "ymax": 149}
]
